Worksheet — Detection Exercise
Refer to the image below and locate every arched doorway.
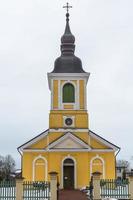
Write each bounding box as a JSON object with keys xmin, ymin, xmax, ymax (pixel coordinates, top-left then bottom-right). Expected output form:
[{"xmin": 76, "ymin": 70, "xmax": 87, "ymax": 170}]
[{"xmin": 63, "ymin": 158, "xmax": 74, "ymax": 189}]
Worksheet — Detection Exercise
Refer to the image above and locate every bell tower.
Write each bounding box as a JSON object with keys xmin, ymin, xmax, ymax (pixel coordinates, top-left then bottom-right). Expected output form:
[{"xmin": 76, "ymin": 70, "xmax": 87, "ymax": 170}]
[{"xmin": 48, "ymin": 5, "xmax": 90, "ymax": 134}]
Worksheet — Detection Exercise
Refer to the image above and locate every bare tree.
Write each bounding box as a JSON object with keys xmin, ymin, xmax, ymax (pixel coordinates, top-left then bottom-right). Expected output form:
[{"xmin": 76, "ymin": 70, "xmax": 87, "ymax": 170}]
[
  {"xmin": 0, "ymin": 154, "xmax": 15, "ymax": 180},
  {"xmin": 117, "ymin": 159, "xmax": 130, "ymax": 170}
]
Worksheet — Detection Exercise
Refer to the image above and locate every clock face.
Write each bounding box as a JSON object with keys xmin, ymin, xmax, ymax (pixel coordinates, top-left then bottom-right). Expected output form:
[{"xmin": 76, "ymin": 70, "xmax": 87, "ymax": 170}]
[{"xmin": 65, "ymin": 118, "xmax": 73, "ymax": 126}]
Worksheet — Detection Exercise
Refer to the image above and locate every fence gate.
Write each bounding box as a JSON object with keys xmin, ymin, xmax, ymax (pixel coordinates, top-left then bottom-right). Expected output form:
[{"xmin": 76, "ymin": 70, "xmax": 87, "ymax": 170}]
[
  {"xmin": 100, "ymin": 179, "xmax": 130, "ymax": 199},
  {"xmin": 23, "ymin": 181, "xmax": 50, "ymax": 200},
  {"xmin": 0, "ymin": 180, "xmax": 16, "ymax": 199}
]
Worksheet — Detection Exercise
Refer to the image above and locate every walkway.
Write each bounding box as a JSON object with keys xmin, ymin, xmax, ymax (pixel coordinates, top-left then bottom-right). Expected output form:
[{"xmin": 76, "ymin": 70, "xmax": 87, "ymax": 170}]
[{"xmin": 59, "ymin": 190, "xmax": 88, "ymax": 200}]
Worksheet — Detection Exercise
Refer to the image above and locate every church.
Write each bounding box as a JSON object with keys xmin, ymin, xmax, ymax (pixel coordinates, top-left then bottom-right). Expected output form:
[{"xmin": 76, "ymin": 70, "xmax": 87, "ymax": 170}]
[{"xmin": 18, "ymin": 7, "xmax": 120, "ymax": 189}]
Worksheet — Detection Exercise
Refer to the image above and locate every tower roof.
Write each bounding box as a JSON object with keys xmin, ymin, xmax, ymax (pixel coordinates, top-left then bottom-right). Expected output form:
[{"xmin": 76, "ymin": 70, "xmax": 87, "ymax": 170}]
[{"xmin": 52, "ymin": 6, "xmax": 86, "ymax": 73}]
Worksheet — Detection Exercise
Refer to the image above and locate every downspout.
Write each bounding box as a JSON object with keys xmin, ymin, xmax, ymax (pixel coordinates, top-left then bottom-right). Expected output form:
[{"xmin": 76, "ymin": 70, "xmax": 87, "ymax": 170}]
[
  {"xmin": 17, "ymin": 147, "xmax": 23, "ymax": 177},
  {"xmin": 115, "ymin": 148, "xmax": 121, "ymax": 179}
]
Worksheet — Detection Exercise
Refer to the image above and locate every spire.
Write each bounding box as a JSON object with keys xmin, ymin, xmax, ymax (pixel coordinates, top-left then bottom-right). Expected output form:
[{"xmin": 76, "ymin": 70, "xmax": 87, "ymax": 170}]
[
  {"xmin": 61, "ymin": 3, "xmax": 75, "ymax": 54},
  {"xmin": 52, "ymin": 3, "xmax": 86, "ymax": 73}
]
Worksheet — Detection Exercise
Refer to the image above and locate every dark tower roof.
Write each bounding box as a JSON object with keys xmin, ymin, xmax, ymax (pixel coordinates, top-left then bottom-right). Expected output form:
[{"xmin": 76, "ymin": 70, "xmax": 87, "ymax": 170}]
[{"xmin": 52, "ymin": 12, "xmax": 86, "ymax": 73}]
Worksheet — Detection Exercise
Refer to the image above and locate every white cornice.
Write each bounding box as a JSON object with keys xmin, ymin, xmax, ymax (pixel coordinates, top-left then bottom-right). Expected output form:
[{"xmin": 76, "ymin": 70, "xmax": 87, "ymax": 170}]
[
  {"xmin": 23, "ymin": 149, "xmax": 46, "ymax": 152},
  {"xmin": 49, "ymin": 128, "xmax": 89, "ymax": 132},
  {"xmin": 22, "ymin": 148, "xmax": 114, "ymax": 152},
  {"xmin": 47, "ymin": 73, "xmax": 90, "ymax": 90},
  {"xmin": 48, "ymin": 73, "xmax": 90, "ymax": 77}
]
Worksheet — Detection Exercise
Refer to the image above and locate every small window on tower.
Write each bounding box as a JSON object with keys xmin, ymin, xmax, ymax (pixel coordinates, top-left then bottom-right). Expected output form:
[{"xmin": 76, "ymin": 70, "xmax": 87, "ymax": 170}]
[{"xmin": 63, "ymin": 83, "xmax": 75, "ymax": 103}]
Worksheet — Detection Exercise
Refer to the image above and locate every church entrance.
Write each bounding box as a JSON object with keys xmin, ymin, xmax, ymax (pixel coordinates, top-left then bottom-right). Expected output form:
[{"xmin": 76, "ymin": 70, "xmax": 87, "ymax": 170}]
[{"xmin": 63, "ymin": 158, "xmax": 74, "ymax": 189}]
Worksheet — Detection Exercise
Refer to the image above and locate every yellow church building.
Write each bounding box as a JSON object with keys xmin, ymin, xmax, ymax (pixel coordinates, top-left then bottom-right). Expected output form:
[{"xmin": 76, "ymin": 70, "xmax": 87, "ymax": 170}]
[{"xmin": 18, "ymin": 10, "xmax": 120, "ymax": 189}]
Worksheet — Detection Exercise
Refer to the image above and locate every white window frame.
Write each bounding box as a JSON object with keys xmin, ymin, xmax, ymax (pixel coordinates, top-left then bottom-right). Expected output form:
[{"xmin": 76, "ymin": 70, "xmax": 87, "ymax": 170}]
[
  {"xmin": 32, "ymin": 155, "xmax": 48, "ymax": 181},
  {"xmin": 60, "ymin": 81, "xmax": 78, "ymax": 110},
  {"xmin": 90, "ymin": 154, "xmax": 105, "ymax": 179}
]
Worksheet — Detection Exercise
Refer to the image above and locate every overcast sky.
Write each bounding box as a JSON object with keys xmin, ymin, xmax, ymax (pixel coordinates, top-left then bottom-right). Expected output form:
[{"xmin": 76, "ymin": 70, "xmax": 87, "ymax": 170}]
[{"xmin": 0, "ymin": 0, "xmax": 133, "ymax": 169}]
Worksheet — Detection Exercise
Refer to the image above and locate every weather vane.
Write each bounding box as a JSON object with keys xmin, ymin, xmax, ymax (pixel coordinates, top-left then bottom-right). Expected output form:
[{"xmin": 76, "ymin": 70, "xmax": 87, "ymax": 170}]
[{"xmin": 63, "ymin": 2, "xmax": 72, "ymax": 14}]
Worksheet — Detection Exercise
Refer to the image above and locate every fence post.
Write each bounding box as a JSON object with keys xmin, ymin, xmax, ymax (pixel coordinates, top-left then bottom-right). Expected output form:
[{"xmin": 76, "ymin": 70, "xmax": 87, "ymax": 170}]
[
  {"xmin": 92, "ymin": 172, "xmax": 101, "ymax": 200},
  {"xmin": 128, "ymin": 173, "xmax": 133, "ymax": 199},
  {"xmin": 16, "ymin": 178, "xmax": 24, "ymax": 200},
  {"xmin": 49, "ymin": 171, "xmax": 58, "ymax": 200}
]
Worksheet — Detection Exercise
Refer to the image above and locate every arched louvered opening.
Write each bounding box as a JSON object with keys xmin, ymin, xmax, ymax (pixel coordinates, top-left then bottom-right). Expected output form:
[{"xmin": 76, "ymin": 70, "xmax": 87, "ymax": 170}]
[{"xmin": 63, "ymin": 83, "xmax": 75, "ymax": 103}]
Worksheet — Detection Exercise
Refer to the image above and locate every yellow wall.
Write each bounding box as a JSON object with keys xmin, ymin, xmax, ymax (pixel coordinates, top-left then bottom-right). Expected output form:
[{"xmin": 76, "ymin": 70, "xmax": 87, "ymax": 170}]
[
  {"xmin": 79, "ymin": 80, "xmax": 85, "ymax": 109},
  {"xmin": 29, "ymin": 138, "xmax": 48, "ymax": 149},
  {"xmin": 74, "ymin": 132, "xmax": 90, "ymax": 145},
  {"xmin": 63, "ymin": 105, "xmax": 74, "ymax": 109},
  {"xmin": 53, "ymin": 80, "xmax": 58, "ymax": 109},
  {"xmin": 22, "ymin": 151, "xmax": 116, "ymax": 188},
  {"xmin": 90, "ymin": 137, "xmax": 109, "ymax": 149},
  {"xmin": 49, "ymin": 110, "xmax": 88, "ymax": 128}
]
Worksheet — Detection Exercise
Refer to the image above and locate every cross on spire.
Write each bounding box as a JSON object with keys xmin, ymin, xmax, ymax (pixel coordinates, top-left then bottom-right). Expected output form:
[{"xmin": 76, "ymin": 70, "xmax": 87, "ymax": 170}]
[{"xmin": 63, "ymin": 2, "xmax": 72, "ymax": 14}]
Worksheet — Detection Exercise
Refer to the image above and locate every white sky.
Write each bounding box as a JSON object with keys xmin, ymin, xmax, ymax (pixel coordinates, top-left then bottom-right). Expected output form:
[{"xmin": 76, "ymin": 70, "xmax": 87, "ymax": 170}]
[{"xmin": 0, "ymin": 0, "xmax": 133, "ymax": 169}]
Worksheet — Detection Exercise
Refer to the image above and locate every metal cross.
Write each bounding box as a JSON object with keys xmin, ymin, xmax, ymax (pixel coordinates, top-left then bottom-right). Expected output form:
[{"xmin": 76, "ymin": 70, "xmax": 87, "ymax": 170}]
[{"xmin": 63, "ymin": 2, "xmax": 72, "ymax": 14}]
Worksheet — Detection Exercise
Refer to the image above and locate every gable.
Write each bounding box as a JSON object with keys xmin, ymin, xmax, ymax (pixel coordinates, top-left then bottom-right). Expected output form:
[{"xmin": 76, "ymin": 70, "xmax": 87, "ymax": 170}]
[
  {"xmin": 18, "ymin": 129, "xmax": 120, "ymax": 153},
  {"xmin": 48, "ymin": 132, "xmax": 91, "ymax": 151}
]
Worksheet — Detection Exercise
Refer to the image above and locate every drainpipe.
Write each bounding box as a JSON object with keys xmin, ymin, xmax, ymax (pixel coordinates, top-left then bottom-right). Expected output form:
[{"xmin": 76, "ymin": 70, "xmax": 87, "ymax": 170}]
[
  {"xmin": 115, "ymin": 148, "xmax": 121, "ymax": 179},
  {"xmin": 17, "ymin": 147, "xmax": 23, "ymax": 177}
]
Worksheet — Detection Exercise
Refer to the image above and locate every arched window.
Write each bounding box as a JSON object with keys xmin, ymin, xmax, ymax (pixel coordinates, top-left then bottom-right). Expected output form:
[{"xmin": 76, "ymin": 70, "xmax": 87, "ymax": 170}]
[
  {"xmin": 63, "ymin": 83, "xmax": 75, "ymax": 103},
  {"xmin": 90, "ymin": 156, "xmax": 105, "ymax": 178},
  {"xmin": 33, "ymin": 156, "xmax": 47, "ymax": 181}
]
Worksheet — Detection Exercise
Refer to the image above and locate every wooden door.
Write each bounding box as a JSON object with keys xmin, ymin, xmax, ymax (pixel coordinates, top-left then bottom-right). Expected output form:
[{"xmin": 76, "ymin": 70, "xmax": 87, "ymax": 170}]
[{"xmin": 63, "ymin": 166, "xmax": 74, "ymax": 189}]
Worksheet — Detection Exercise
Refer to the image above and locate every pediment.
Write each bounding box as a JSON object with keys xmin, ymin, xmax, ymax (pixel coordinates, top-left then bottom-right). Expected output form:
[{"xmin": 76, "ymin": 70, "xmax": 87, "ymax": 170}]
[{"xmin": 48, "ymin": 132, "xmax": 91, "ymax": 150}]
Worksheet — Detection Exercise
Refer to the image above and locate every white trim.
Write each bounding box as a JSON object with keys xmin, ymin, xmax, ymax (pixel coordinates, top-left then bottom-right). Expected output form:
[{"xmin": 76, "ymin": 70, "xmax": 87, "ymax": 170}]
[
  {"xmin": 47, "ymin": 132, "xmax": 91, "ymax": 150},
  {"xmin": 23, "ymin": 149, "xmax": 47, "ymax": 152},
  {"xmin": 90, "ymin": 154, "xmax": 105, "ymax": 179},
  {"xmin": 61, "ymin": 155, "xmax": 77, "ymax": 189},
  {"xmin": 32, "ymin": 155, "xmax": 48, "ymax": 181},
  {"xmin": 49, "ymin": 128, "xmax": 88, "ymax": 132},
  {"xmin": 90, "ymin": 132, "xmax": 119, "ymax": 151},
  {"xmin": 63, "ymin": 163, "xmax": 74, "ymax": 166},
  {"xmin": 22, "ymin": 148, "xmax": 114, "ymax": 152},
  {"xmin": 90, "ymin": 149, "xmax": 114, "ymax": 152},
  {"xmin": 63, "ymin": 116, "xmax": 75, "ymax": 128},
  {"xmin": 35, "ymin": 163, "xmax": 45, "ymax": 166},
  {"xmin": 19, "ymin": 130, "xmax": 48, "ymax": 152},
  {"xmin": 48, "ymin": 149, "xmax": 91, "ymax": 152}
]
